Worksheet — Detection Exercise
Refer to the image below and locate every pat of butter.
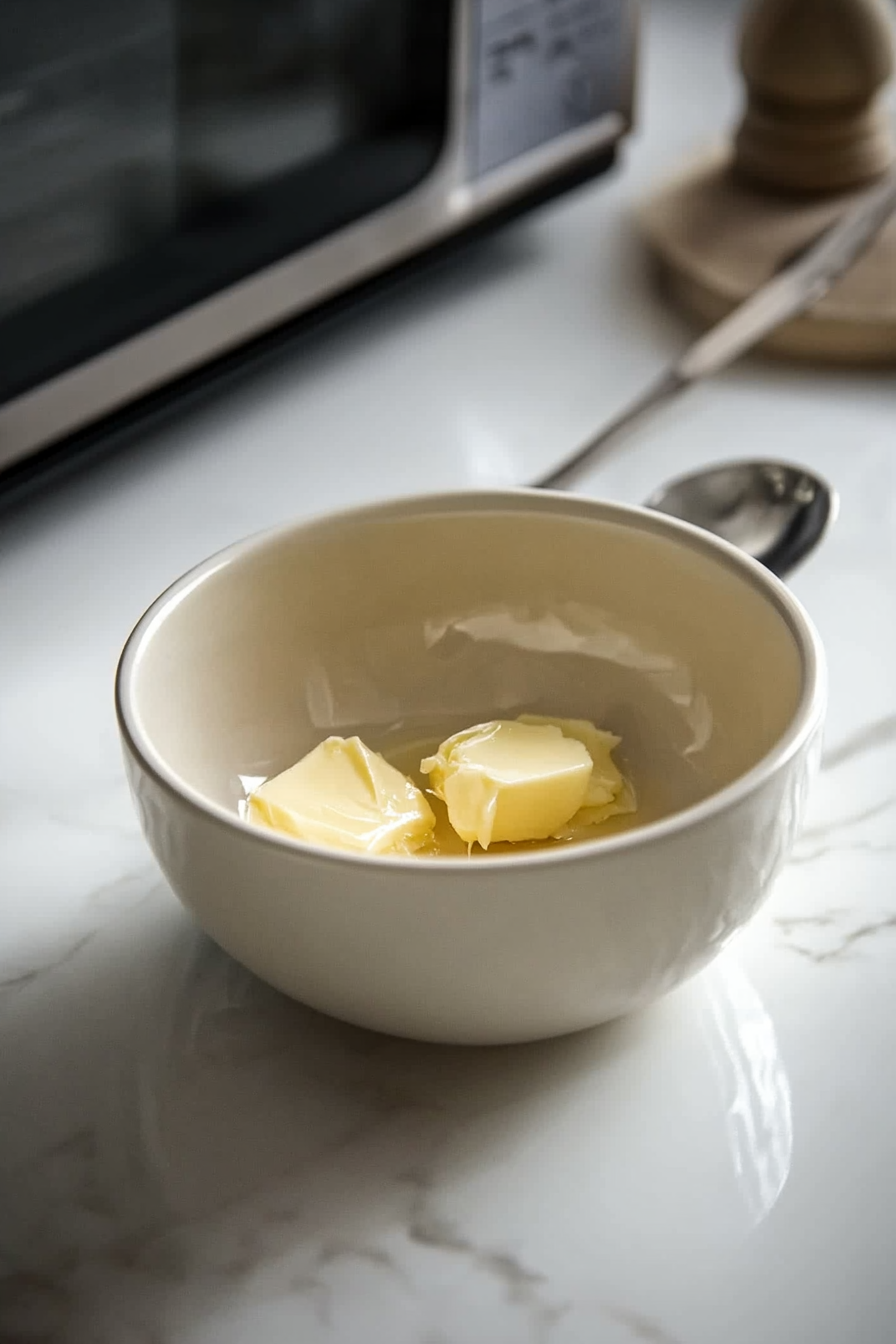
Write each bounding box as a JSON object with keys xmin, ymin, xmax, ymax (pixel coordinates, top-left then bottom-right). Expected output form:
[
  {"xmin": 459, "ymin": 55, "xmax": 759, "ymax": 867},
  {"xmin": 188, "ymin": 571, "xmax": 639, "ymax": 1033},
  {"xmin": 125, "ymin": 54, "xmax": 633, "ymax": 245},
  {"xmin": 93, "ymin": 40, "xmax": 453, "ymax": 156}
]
[
  {"xmin": 518, "ymin": 714, "xmax": 636, "ymax": 829},
  {"xmin": 248, "ymin": 736, "xmax": 435, "ymax": 855},
  {"xmin": 420, "ymin": 720, "xmax": 593, "ymax": 850}
]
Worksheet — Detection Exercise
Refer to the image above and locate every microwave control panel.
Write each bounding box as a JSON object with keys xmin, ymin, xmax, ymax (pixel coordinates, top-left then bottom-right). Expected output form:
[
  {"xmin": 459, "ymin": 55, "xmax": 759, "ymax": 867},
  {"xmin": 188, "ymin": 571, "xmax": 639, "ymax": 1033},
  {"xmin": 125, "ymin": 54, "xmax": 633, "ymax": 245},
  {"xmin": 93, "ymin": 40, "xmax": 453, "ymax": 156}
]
[{"xmin": 470, "ymin": 0, "xmax": 631, "ymax": 178}]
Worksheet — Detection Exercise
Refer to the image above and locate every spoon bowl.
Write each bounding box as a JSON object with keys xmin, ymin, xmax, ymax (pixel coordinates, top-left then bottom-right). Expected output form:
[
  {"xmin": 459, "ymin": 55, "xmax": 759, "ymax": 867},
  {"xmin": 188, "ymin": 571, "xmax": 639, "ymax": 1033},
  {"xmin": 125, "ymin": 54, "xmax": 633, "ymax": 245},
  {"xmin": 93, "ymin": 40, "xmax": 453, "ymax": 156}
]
[{"xmin": 644, "ymin": 459, "xmax": 836, "ymax": 577}]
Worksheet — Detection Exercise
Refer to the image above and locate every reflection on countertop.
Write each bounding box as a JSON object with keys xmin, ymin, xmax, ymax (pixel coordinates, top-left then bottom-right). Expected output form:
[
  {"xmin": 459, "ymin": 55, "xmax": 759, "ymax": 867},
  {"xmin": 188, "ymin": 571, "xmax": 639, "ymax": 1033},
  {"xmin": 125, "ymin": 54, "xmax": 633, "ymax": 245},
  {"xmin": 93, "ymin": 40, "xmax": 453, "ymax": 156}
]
[{"xmin": 0, "ymin": 890, "xmax": 791, "ymax": 1342}]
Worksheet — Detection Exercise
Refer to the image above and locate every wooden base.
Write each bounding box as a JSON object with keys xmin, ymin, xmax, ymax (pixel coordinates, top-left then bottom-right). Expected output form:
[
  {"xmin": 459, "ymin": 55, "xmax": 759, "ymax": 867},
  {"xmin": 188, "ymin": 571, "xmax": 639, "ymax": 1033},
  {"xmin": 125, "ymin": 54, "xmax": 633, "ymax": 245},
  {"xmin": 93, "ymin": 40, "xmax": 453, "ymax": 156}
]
[{"xmin": 638, "ymin": 150, "xmax": 896, "ymax": 364}]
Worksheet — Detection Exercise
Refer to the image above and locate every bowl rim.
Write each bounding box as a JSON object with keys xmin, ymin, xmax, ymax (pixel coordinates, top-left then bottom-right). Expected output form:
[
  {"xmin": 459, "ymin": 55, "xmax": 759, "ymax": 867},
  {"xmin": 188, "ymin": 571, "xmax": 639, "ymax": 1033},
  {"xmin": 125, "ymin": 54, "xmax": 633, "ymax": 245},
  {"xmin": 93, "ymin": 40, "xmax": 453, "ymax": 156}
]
[{"xmin": 115, "ymin": 488, "xmax": 827, "ymax": 872}]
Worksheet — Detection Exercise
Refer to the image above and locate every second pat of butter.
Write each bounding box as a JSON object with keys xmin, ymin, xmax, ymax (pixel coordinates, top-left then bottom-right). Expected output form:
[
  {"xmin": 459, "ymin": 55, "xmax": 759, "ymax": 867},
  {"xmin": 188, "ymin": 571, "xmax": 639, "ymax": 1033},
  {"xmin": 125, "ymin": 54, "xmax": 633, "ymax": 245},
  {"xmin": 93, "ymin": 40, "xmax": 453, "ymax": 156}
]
[
  {"xmin": 420, "ymin": 720, "xmax": 592, "ymax": 849},
  {"xmin": 517, "ymin": 714, "xmax": 635, "ymax": 827}
]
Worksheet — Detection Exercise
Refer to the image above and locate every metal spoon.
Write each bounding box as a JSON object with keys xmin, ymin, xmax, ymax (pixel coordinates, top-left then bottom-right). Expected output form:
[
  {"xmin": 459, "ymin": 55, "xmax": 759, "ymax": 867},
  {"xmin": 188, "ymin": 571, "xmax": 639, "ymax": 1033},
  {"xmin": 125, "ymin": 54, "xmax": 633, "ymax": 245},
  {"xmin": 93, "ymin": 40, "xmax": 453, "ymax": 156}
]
[
  {"xmin": 645, "ymin": 458, "xmax": 836, "ymax": 578},
  {"xmin": 535, "ymin": 168, "xmax": 896, "ymax": 495},
  {"xmin": 522, "ymin": 168, "xmax": 891, "ymax": 575}
]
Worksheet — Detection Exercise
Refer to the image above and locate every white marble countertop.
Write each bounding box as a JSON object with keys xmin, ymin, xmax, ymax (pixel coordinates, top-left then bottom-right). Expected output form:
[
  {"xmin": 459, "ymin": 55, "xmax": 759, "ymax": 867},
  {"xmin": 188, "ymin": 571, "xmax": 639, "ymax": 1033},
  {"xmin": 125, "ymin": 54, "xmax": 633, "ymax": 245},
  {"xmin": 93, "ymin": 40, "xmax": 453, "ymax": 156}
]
[{"xmin": 3, "ymin": 2, "xmax": 896, "ymax": 1340}]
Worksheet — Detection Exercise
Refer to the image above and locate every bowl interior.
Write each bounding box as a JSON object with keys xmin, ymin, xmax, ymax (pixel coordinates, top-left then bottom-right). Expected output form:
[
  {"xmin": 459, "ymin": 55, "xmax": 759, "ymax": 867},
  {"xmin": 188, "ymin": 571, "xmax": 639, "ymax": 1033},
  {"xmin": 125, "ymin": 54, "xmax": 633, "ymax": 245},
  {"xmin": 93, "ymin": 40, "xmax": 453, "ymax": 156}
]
[{"xmin": 124, "ymin": 495, "xmax": 805, "ymax": 841}]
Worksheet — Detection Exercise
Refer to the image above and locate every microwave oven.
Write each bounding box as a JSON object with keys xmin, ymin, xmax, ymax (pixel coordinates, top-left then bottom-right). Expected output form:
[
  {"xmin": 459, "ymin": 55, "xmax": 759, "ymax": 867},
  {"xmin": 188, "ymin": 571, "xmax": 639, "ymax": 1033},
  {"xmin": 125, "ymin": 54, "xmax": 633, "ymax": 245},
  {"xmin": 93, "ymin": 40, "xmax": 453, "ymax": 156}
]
[{"xmin": 0, "ymin": 0, "xmax": 637, "ymax": 486}]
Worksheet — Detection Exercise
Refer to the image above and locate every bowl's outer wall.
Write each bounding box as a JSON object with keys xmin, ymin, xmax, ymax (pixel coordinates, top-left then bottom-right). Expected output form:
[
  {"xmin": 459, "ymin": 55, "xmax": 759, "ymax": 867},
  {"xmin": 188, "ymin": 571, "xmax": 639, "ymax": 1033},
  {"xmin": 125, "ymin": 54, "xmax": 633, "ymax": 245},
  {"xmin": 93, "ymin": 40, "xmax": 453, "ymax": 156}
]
[{"xmin": 123, "ymin": 717, "xmax": 823, "ymax": 1045}]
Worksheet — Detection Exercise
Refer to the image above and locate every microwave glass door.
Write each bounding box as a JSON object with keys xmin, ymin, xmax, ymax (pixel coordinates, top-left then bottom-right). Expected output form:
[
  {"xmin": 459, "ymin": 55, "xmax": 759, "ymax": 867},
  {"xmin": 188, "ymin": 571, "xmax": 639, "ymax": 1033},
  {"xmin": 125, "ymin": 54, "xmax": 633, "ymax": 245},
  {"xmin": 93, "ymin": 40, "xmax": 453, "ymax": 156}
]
[{"xmin": 0, "ymin": 0, "xmax": 452, "ymax": 407}]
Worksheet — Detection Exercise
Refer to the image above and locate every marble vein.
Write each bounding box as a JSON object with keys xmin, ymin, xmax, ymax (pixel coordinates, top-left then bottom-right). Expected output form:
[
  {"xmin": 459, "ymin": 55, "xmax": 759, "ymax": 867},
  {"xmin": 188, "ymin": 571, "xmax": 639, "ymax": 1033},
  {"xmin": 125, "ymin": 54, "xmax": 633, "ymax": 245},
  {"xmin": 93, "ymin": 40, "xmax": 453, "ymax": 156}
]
[
  {"xmin": 774, "ymin": 912, "xmax": 896, "ymax": 964},
  {"xmin": 0, "ymin": 930, "xmax": 97, "ymax": 998},
  {"xmin": 0, "ymin": 866, "xmax": 157, "ymax": 998},
  {"xmin": 788, "ymin": 838, "xmax": 896, "ymax": 867},
  {"xmin": 798, "ymin": 795, "xmax": 896, "ymax": 841},
  {"xmin": 317, "ymin": 1241, "xmax": 401, "ymax": 1274},
  {"xmin": 787, "ymin": 793, "xmax": 896, "ymax": 866},
  {"xmin": 406, "ymin": 1186, "xmax": 567, "ymax": 1342},
  {"xmin": 821, "ymin": 713, "xmax": 896, "ymax": 772},
  {"xmin": 603, "ymin": 1304, "xmax": 687, "ymax": 1344}
]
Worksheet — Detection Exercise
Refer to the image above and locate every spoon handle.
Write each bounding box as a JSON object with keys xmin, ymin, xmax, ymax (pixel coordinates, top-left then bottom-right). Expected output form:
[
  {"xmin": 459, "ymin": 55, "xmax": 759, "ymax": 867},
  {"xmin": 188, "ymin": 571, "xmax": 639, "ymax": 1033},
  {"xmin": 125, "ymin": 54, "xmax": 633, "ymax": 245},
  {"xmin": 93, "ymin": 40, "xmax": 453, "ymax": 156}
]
[
  {"xmin": 533, "ymin": 369, "xmax": 685, "ymax": 490},
  {"xmin": 537, "ymin": 168, "xmax": 896, "ymax": 492}
]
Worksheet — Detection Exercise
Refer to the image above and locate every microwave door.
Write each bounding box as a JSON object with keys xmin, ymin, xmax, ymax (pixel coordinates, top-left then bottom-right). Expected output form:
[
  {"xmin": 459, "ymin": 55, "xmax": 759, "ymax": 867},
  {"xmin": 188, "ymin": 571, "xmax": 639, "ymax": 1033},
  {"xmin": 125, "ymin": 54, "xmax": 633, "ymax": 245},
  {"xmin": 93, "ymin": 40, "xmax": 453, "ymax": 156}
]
[
  {"xmin": 0, "ymin": 1, "xmax": 633, "ymax": 480},
  {"xmin": 0, "ymin": 0, "xmax": 451, "ymax": 412}
]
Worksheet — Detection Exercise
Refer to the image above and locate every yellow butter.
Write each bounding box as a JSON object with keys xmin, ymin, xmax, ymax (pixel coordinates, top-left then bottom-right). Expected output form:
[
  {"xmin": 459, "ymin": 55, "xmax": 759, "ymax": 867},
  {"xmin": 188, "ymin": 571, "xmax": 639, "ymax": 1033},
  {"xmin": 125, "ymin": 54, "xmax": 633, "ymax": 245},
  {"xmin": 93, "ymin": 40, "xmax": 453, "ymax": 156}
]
[
  {"xmin": 420, "ymin": 720, "xmax": 593, "ymax": 850},
  {"xmin": 518, "ymin": 713, "xmax": 636, "ymax": 831},
  {"xmin": 248, "ymin": 736, "xmax": 435, "ymax": 856}
]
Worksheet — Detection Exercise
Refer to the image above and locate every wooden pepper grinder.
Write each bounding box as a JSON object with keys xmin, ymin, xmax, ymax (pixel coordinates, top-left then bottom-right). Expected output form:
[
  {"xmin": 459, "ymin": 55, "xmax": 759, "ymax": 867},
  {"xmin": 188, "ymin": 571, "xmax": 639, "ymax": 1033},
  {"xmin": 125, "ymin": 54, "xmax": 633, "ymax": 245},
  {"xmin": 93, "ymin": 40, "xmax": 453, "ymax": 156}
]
[{"xmin": 639, "ymin": 0, "xmax": 896, "ymax": 362}]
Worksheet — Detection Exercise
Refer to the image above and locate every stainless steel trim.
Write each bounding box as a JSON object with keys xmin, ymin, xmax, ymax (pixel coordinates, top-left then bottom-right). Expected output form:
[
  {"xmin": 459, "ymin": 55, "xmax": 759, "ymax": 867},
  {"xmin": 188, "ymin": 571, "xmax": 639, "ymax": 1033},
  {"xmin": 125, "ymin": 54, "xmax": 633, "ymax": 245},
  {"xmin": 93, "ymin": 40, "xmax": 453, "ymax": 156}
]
[{"xmin": 0, "ymin": 1, "xmax": 636, "ymax": 473}]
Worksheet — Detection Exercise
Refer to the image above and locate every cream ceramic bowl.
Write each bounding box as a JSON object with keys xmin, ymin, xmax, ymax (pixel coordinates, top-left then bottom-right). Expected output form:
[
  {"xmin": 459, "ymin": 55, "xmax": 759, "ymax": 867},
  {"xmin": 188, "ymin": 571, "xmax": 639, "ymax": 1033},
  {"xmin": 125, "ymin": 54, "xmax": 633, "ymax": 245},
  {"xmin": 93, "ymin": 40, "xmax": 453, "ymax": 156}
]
[{"xmin": 117, "ymin": 491, "xmax": 825, "ymax": 1044}]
